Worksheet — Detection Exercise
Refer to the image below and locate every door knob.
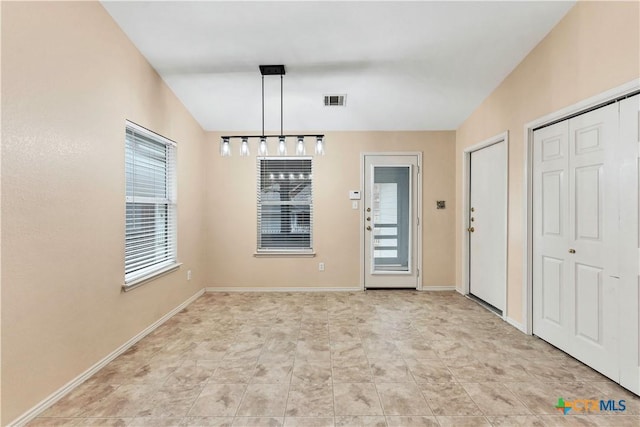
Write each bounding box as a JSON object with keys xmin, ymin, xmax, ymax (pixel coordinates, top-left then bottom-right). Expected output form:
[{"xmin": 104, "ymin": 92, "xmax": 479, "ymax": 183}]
[
  {"xmin": 366, "ymin": 207, "xmax": 371, "ymax": 212},
  {"xmin": 568, "ymin": 248, "xmax": 576, "ymax": 254},
  {"xmin": 467, "ymin": 227, "xmax": 475, "ymax": 232},
  {"xmin": 366, "ymin": 226, "xmax": 372, "ymax": 231},
  {"xmin": 366, "ymin": 217, "xmax": 371, "ymax": 221}
]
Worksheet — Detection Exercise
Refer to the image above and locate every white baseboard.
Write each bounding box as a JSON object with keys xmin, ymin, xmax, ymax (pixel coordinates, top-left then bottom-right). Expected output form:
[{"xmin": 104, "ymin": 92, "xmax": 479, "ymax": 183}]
[
  {"xmin": 8, "ymin": 288, "xmax": 205, "ymax": 427},
  {"xmin": 420, "ymin": 285, "xmax": 456, "ymax": 291},
  {"xmin": 205, "ymin": 286, "xmax": 362, "ymax": 293}
]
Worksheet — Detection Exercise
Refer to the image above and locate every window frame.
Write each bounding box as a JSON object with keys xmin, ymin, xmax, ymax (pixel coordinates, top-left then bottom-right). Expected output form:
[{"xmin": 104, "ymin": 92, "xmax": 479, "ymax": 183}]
[
  {"xmin": 123, "ymin": 121, "xmax": 179, "ymax": 290},
  {"xmin": 256, "ymin": 156, "xmax": 315, "ymax": 257}
]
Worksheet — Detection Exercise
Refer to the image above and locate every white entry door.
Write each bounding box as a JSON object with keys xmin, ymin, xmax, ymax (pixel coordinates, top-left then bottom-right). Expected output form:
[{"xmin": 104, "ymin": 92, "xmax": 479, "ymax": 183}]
[
  {"xmin": 468, "ymin": 141, "xmax": 507, "ymax": 312},
  {"xmin": 533, "ymin": 102, "xmax": 620, "ymax": 380},
  {"xmin": 363, "ymin": 154, "xmax": 420, "ymax": 289}
]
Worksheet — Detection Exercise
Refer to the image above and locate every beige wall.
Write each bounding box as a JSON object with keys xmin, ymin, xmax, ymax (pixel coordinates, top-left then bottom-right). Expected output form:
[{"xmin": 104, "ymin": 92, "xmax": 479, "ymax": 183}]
[
  {"xmin": 1, "ymin": 2, "xmax": 207, "ymax": 424},
  {"xmin": 205, "ymin": 131, "xmax": 456, "ymax": 289},
  {"xmin": 455, "ymin": 1, "xmax": 640, "ymax": 324}
]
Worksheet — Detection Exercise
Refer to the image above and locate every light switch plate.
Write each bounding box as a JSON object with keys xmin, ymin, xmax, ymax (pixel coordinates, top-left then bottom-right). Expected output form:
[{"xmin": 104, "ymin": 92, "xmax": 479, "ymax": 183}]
[{"xmin": 349, "ymin": 190, "xmax": 361, "ymax": 200}]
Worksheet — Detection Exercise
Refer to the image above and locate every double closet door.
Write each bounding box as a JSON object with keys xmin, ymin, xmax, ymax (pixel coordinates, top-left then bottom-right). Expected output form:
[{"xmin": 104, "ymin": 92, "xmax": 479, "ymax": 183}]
[{"xmin": 533, "ymin": 95, "xmax": 639, "ymax": 393}]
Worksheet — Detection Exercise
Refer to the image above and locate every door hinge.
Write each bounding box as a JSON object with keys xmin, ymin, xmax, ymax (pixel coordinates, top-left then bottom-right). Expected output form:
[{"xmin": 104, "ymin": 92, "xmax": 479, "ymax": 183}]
[
  {"xmin": 417, "ymin": 165, "xmax": 420, "ymax": 174},
  {"xmin": 417, "ymin": 268, "xmax": 420, "ymax": 277},
  {"xmin": 417, "ymin": 217, "xmax": 420, "ymax": 226}
]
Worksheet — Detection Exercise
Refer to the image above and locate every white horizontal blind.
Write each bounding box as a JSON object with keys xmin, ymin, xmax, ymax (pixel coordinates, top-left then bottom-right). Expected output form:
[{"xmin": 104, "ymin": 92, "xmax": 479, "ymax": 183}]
[
  {"xmin": 125, "ymin": 122, "xmax": 177, "ymax": 284},
  {"xmin": 257, "ymin": 157, "xmax": 313, "ymax": 251}
]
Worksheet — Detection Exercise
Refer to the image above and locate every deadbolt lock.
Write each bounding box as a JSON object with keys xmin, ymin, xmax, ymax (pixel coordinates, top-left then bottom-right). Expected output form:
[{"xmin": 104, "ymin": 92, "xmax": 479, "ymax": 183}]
[
  {"xmin": 366, "ymin": 226, "xmax": 372, "ymax": 231},
  {"xmin": 366, "ymin": 217, "xmax": 371, "ymax": 221},
  {"xmin": 470, "ymin": 207, "xmax": 475, "ymax": 212},
  {"xmin": 569, "ymin": 249, "xmax": 576, "ymax": 254},
  {"xmin": 467, "ymin": 227, "xmax": 475, "ymax": 233},
  {"xmin": 366, "ymin": 207, "xmax": 371, "ymax": 212}
]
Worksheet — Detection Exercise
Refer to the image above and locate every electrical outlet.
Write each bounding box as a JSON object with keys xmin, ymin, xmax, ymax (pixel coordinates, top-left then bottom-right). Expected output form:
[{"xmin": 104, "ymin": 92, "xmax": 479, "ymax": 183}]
[
  {"xmin": 318, "ymin": 262, "xmax": 325, "ymax": 271},
  {"xmin": 187, "ymin": 270, "xmax": 192, "ymax": 280}
]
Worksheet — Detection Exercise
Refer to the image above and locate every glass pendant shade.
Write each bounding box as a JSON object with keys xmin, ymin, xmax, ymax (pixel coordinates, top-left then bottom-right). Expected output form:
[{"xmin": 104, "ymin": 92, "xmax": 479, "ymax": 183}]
[
  {"xmin": 258, "ymin": 137, "xmax": 268, "ymax": 156},
  {"xmin": 278, "ymin": 137, "xmax": 287, "ymax": 155},
  {"xmin": 315, "ymin": 136, "xmax": 325, "ymax": 156},
  {"xmin": 296, "ymin": 137, "xmax": 306, "ymax": 155},
  {"xmin": 240, "ymin": 137, "xmax": 250, "ymax": 156},
  {"xmin": 220, "ymin": 138, "xmax": 231, "ymax": 157}
]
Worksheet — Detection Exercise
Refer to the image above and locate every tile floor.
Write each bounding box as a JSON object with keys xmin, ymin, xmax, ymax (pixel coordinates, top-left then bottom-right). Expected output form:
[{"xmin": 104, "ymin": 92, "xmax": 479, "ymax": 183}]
[{"xmin": 29, "ymin": 291, "xmax": 640, "ymax": 426}]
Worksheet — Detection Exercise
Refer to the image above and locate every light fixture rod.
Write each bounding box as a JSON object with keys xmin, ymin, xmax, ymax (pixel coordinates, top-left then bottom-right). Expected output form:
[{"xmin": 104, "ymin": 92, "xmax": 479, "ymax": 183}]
[
  {"xmin": 280, "ymin": 74, "xmax": 284, "ymax": 136},
  {"xmin": 261, "ymin": 75, "xmax": 265, "ymax": 137},
  {"xmin": 220, "ymin": 134, "xmax": 325, "ymax": 139}
]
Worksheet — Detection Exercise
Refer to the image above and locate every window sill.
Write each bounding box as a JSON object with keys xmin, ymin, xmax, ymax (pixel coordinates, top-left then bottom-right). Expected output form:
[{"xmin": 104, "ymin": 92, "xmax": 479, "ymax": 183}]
[
  {"xmin": 254, "ymin": 251, "xmax": 316, "ymax": 258},
  {"xmin": 122, "ymin": 262, "xmax": 182, "ymax": 292}
]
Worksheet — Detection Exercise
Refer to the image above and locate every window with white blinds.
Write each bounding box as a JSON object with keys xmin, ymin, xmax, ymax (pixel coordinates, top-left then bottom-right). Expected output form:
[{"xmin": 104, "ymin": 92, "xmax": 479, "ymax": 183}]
[
  {"xmin": 125, "ymin": 121, "xmax": 177, "ymax": 285},
  {"xmin": 257, "ymin": 157, "xmax": 313, "ymax": 252}
]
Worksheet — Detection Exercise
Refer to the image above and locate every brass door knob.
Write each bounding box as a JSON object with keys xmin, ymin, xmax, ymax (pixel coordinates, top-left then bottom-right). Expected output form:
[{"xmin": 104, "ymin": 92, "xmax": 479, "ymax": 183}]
[
  {"xmin": 468, "ymin": 227, "xmax": 475, "ymax": 232},
  {"xmin": 366, "ymin": 226, "xmax": 372, "ymax": 231},
  {"xmin": 568, "ymin": 249, "xmax": 576, "ymax": 254}
]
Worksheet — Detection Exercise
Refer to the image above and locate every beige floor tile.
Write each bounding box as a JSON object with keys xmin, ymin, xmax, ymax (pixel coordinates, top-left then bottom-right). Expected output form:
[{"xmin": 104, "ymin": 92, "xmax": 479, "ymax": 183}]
[
  {"xmin": 251, "ymin": 359, "xmax": 294, "ymax": 384},
  {"xmin": 283, "ymin": 417, "xmax": 334, "ymax": 427},
  {"xmin": 296, "ymin": 341, "xmax": 331, "ymax": 361},
  {"xmin": 26, "ymin": 419, "xmax": 83, "ymax": 427},
  {"xmin": 487, "ymin": 415, "xmax": 546, "ymax": 426},
  {"xmin": 292, "ymin": 360, "xmax": 332, "ymax": 385},
  {"xmin": 333, "ymin": 383, "xmax": 384, "ymax": 416},
  {"xmin": 180, "ymin": 417, "xmax": 234, "ymax": 427},
  {"xmin": 129, "ymin": 417, "xmax": 183, "ymax": 426},
  {"xmin": 164, "ymin": 360, "xmax": 218, "ymax": 386},
  {"xmin": 40, "ymin": 382, "xmax": 119, "ymax": 418},
  {"xmin": 76, "ymin": 418, "xmax": 131, "ymax": 427},
  {"xmin": 537, "ymin": 415, "xmax": 600, "ymax": 426},
  {"xmin": 331, "ymin": 342, "xmax": 367, "ymax": 360},
  {"xmin": 503, "ymin": 381, "xmax": 602, "ymax": 415},
  {"xmin": 232, "ymin": 417, "xmax": 283, "ymax": 426},
  {"xmin": 80, "ymin": 384, "xmax": 158, "ymax": 417},
  {"xmin": 145, "ymin": 383, "xmax": 203, "ymax": 417},
  {"xmin": 188, "ymin": 383, "xmax": 246, "ymax": 417},
  {"xmin": 394, "ymin": 341, "xmax": 438, "ymax": 360},
  {"xmin": 386, "ymin": 416, "xmax": 439, "ymax": 426},
  {"xmin": 434, "ymin": 416, "xmax": 490, "ymax": 427},
  {"xmin": 419, "ymin": 382, "xmax": 482, "ymax": 416},
  {"xmin": 332, "ymin": 360, "xmax": 373, "ymax": 383},
  {"xmin": 461, "ymin": 383, "xmax": 532, "ymax": 416},
  {"xmin": 376, "ymin": 383, "xmax": 432, "ymax": 416},
  {"xmin": 334, "ymin": 416, "xmax": 387, "ymax": 426},
  {"xmin": 369, "ymin": 360, "xmax": 413, "ymax": 383},
  {"xmin": 285, "ymin": 383, "xmax": 334, "ymax": 417},
  {"xmin": 405, "ymin": 359, "xmax": 454, "ymax": 384},
  {"xmin": 236, "ymin": 383, "xmax": 289, "ymax": 417}
]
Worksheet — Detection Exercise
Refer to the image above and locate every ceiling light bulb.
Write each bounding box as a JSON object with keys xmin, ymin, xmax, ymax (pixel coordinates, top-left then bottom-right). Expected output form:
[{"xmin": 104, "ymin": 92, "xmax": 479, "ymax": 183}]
[
  {"xmin": 296, "ymin": 137, "xmax": 306, "ymax": 155},
  {"xmin": 221, "ymin": 137, "xmax": 231, "ymax": 157},
  {"xmin": 240, "ymin": 137, "xmax": 250, "ymax": 157},
  {"xmin": 315, "ymin": 136, "xmax": 325, "ymax": 156},
  {"xmin": 259, "ymin": 137, "xmax": 268, "ymax": 156},
  {"xmin": 278, "ymin": 137, "xmax": 287, "ymax": 155}
]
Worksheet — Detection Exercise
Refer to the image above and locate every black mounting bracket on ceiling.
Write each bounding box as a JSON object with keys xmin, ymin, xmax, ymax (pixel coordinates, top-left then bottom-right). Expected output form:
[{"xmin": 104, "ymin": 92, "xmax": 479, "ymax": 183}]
[{"xmin": 259, "ymin": 64, "xmax": 286, "ymax": 76}]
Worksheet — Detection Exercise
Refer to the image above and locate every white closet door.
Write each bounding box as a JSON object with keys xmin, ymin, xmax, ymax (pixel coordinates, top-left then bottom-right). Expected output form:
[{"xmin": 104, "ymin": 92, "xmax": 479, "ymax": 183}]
[
  {"xmin": 568, "ymin": 103, "xmax": 619, "ymax": 380},
  {"xmin": 533, "ymin": 120, "xmax": 570, "ymax": 351},
  {"xmin": 619, "ymin": 94, "xmax": 640, "ymax": 394},
  {"xmin": 533, "ymin": 102, "xmax": 620, "ymax": 380}
]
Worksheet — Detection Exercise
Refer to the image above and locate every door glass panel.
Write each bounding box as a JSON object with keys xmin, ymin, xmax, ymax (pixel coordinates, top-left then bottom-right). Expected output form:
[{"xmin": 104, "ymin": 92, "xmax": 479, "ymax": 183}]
[{"xmin": 372, "ymin": 166, "xmax": 410, "ymax": 272}]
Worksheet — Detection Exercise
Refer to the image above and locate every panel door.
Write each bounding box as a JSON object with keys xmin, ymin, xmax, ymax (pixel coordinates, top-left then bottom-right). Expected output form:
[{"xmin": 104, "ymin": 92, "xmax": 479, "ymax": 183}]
[
  {"xmin": 364, "ymin": 154, "xmax": 419, "ymax": 289},
  {"xmin": 619, "ymin": 94, "xmax": 640, "ymax": 394},
  {"xmin": 533, "ymin": 120, "xmax": 571, "ymax": 351},
  {"xmin": 567, "ymin": 103, "xmax": 619, "ymax": 379},
  {"xmin": 469, "ymin": 141, "xmax": 507, "ymax": 312},
  {"xmin": 533, "ymin": 102, "xmax": 620, "ymax": 380}
]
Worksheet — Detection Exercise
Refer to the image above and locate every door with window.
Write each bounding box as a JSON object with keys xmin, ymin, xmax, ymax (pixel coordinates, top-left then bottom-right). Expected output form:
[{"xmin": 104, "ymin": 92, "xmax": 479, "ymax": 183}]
[{"xmin": 363, "ymin": 154, "xmax": 420, "ymax": 289}]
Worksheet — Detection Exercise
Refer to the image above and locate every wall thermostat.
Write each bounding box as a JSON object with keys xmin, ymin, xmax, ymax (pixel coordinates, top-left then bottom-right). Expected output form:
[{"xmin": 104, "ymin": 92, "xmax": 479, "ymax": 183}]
[
  {"xmin": 436, "ymin": 201, "xmax": 446, "ymax": 209},
  {"xmin": 349, "ymin": 191, "xmax": 361, "ymax": 200}
]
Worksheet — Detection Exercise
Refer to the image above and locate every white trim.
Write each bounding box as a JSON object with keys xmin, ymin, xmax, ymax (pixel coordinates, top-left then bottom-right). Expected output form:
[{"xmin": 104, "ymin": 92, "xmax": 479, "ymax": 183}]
[
  {"xmin": 461, "ymin": 131, "xmax": 509, "ymax": 321},
  {"xmin": 122, "ymin": 262, "xmax": 182, "ymax": 291},
  {"xmin": 522, "ymin": 78, "xmax": 640, "ymax": 335},
  {"xmin": 253, "ymin": 252, "xmax": 316, "ymax": 258},
  {"xmin": 360, "ymin": 152, "xmax": 423, "ymax": 290},
  {"xmin": 205, "ymin": 286, "xmax": 361, "ymax": 293},
  {"xmin": 420, "ymin": 285, "xmax": 456, "ymax": 291},
  {"xmin": 8, "ymin": 289, "xmax": 205, "ymax": 427}
]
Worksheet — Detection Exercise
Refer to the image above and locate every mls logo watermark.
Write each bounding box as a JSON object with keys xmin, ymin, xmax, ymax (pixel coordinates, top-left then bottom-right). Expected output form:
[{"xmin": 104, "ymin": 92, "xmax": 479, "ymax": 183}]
[{"xmin": 555, "ymin": 397, "xmax": 626, "ymax": 414}]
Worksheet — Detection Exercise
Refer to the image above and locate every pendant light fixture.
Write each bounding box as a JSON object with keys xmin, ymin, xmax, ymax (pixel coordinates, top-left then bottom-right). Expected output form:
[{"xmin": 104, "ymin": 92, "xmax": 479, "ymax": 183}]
[{"xmin": 220, "ymin": 65, "xmax": 325, "ymax": 157}]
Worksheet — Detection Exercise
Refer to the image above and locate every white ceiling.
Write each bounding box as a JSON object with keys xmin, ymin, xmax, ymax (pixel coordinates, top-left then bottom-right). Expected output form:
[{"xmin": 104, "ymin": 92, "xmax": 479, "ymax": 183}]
[{"xmin": 102, "ymin": 1, "xmax": 575, "ymax": 132}]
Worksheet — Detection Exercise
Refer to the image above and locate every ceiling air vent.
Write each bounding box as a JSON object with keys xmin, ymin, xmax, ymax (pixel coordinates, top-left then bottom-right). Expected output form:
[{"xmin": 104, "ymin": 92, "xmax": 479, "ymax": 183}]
[{"xmin": 324, "ymin": 94, "xmax": 346, "ymax": 107}]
